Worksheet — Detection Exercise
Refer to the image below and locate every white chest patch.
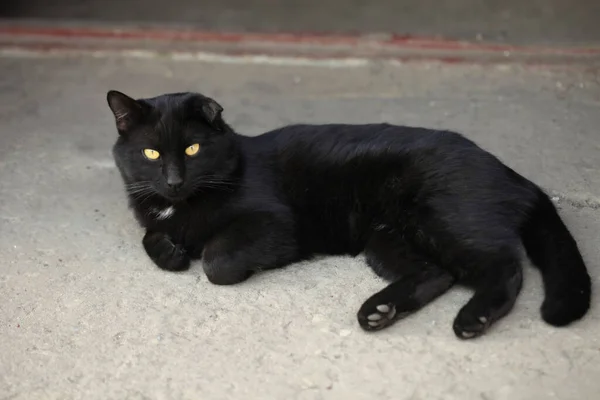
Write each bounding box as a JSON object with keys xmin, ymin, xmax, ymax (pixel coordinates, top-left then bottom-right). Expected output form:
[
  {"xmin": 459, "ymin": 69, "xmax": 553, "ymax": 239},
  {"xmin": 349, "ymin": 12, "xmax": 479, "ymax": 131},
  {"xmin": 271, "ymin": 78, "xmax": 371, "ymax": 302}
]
[{"xmin": 154, "ymin": 206, "xmax": 175, "ymax": 220}]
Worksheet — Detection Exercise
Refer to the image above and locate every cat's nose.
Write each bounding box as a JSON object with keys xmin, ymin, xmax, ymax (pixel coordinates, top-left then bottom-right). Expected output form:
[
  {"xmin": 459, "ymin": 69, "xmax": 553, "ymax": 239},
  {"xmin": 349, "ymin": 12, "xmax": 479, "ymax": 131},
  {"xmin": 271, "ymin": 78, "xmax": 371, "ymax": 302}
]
[
  {"xmin": 166, "ymin": 175, "xmax": 183, "ymax": 190},
  {"xmin": 165, "ymin": 163, "xmax": 184, "ymax": 190}
]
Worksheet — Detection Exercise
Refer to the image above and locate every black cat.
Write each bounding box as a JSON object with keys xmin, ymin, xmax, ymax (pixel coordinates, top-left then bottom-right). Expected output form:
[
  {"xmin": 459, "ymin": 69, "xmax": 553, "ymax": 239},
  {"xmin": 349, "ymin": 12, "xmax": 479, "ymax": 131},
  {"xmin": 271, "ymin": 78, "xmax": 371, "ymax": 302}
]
[{"xmin": 106, "ymin": 90, "xmax": 591, "ymax": 339}]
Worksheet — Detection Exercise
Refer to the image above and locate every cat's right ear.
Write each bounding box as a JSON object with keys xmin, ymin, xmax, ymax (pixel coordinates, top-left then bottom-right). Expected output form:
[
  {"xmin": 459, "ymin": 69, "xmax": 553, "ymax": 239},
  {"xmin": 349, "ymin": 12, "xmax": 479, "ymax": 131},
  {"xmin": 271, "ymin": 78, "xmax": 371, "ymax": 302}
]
[{"xmin": 106, "ymin": 90, "xmax": 146, "ymax": 133}]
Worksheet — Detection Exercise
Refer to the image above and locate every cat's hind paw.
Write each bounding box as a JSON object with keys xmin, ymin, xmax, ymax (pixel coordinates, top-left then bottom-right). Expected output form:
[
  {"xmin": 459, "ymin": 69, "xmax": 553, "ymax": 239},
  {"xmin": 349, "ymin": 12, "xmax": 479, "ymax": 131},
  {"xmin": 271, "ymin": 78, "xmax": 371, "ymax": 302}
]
[{"xmin": 357, "ymin": 303, "xmax": 407, "ymax": 331}]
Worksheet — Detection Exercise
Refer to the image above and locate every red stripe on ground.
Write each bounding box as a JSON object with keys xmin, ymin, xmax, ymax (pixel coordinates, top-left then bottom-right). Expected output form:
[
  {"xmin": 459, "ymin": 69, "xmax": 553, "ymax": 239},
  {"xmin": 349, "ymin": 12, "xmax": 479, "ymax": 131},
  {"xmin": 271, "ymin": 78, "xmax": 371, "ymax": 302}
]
[{"xmin": 1, "ymin": 26, "xmax": 600, "ymax": 56}]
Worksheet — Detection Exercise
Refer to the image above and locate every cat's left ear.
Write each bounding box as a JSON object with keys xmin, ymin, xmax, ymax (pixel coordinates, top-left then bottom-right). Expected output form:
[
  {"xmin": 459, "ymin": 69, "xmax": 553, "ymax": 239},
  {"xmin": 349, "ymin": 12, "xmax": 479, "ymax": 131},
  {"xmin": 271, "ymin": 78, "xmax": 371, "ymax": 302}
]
[
  {"xmin": 106, "ymin": 90, "xmax": 147, "ymax": 133},
  {"xmin": 191, "ymin": 95, "xmax": 224, "ymax": 131}
]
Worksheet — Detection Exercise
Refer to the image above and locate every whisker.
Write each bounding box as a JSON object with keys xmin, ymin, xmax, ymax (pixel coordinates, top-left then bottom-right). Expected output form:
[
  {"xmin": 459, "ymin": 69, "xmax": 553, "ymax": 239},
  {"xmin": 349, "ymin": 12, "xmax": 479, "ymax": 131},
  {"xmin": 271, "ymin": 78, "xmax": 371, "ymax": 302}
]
[
  {"xmin": 128, "ymin": 189, "xmax": 154, "ymax": 198},
  {"xmin": 127, "ymin": 186, "xmax": 152, "ymax": 194},
  {"xmin": 125, "ymin": 180, "xmax": 152, "ymax": 187},
  {"xmin": 136, "ymin": 191, "xmax": 156, "ymax": 204},
  {"xmin": 125, "ymin": 182, "xmax": 154, "ymax": 193},
  {"xmin": 130, "ymin": 189, "xmax": 153, "ymax": 197}
]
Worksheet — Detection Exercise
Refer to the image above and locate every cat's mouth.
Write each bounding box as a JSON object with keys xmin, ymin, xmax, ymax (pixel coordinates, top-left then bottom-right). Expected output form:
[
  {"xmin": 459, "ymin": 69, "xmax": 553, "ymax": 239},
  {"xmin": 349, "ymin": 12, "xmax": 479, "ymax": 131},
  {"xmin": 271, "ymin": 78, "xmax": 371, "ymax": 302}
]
[{"xmin": 162, "ymin": 192, "xmax": 189, "ymax": 203}]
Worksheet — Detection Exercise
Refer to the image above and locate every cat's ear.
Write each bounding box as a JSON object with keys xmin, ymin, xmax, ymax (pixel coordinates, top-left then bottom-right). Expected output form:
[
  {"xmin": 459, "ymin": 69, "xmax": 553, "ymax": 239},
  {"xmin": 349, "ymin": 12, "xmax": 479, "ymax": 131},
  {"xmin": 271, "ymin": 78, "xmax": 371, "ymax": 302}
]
[
  {"xmin": 106, "ymin": 90, "xmax": 147, "ymax": 133},
  {"xmin": 190, "ymin": 95, "xmax": 224, "ymax": 131}
]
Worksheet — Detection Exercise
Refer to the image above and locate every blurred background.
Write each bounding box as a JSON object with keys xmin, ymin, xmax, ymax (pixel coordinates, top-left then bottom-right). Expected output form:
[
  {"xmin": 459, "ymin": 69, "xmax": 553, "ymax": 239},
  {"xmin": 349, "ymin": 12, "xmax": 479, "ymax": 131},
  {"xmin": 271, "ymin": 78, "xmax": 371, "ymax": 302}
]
[{"xmin": 2, "ymin": 0, "xmax": 600, "ymax": 45}]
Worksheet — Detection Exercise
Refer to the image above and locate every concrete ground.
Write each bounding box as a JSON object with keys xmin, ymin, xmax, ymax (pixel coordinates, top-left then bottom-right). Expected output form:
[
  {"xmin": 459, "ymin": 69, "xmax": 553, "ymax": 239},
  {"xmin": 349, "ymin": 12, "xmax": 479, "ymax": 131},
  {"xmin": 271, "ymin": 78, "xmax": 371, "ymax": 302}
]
[
  {"xmin": 1, "ymin": 52, "xmax": 600, "ymax": 400},
  {"xmin": 3, "ymin": 0, "xmax": 600, "ymax": 46}
]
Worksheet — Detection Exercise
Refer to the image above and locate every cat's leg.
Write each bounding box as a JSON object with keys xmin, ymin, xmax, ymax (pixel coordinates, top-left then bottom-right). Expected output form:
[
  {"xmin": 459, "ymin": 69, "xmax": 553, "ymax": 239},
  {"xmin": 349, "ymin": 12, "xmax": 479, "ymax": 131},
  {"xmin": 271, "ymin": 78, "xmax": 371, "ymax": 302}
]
[
  {"xmin": 202, "ymin": 213, "xmax": 299, "ymax": 285},
  {"xmin": 452, "ymin": 251, "xmax": 523, "ymax": 339},
  {"xmin": 358, "ymin": 231, "xmax": 456, "ymax": 331},
  {"xmin": 143, "ymin": 230, "xmax": 190, "ymax": 271},
  {"xmin": 358, "ymin": 266, "xmax": 455, "ymax": 331}
]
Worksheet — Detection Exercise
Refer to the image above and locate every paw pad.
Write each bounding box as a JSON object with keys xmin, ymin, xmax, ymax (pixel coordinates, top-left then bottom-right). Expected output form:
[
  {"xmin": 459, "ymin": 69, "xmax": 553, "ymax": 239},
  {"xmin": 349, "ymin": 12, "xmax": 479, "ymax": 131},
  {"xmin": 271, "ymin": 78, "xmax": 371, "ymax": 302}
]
[
  {"xmin": 359, "ymin": 303, "xmax": 400, "ymax": 331},
  {"xmin": 453, "ymin": 313, "xmax": 490, "ymax": 340}
]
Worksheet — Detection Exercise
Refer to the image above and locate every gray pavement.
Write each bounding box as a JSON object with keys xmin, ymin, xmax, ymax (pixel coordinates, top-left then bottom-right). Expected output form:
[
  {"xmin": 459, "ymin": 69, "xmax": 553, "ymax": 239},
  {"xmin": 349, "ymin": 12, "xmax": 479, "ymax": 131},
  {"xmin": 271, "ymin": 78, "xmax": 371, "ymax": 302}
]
[{"xmin": 1, "ymin": 54, "xmax": 600, "ymax": 399}]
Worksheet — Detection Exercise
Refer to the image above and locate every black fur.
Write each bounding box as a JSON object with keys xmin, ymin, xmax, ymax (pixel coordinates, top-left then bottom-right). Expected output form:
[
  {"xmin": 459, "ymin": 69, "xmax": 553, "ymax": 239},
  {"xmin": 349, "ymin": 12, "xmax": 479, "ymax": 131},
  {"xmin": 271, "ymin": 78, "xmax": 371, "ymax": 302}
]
[{"xmin": 107, "ymin": 90, "xmax": 591, "ymax": 339}]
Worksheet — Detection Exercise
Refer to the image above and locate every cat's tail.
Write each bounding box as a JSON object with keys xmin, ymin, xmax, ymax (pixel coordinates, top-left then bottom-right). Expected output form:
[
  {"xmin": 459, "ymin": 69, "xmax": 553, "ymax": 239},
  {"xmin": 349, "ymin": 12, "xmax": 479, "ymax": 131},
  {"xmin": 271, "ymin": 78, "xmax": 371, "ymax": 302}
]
[{"xmin": 521, "ymin": 190, "xmax": 591, "ymax": 326}]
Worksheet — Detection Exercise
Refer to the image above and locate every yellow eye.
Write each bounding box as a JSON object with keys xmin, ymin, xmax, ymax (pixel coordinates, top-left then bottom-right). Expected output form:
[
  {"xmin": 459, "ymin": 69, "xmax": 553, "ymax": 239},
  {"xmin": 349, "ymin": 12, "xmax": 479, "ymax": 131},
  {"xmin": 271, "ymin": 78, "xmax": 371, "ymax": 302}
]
[
  {"xmin": 185, "ymin": 143, "xmax": 200, "ymax": 156},
  {"xmin": 143, "ymin": 149, "xmax": 160, "ymax": 160}
]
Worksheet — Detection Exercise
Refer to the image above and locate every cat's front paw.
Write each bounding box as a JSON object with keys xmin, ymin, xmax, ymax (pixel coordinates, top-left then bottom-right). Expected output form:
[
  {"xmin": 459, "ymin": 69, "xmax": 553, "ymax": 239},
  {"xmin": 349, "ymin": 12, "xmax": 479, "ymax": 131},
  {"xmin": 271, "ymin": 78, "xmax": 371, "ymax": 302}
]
[
  {"xmin": 143, "ymin": 231, "xmax": 190, "ymax": 271},
  {"xmin": 202, "ymin": 259, "xmax": 253, "ymax": 285}
]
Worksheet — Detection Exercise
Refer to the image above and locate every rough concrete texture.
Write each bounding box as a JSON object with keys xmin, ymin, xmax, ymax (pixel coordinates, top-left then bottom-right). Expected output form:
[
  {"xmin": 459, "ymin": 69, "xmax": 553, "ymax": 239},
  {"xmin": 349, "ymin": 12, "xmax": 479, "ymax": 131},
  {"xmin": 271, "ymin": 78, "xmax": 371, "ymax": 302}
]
[
  {"xmin": 3, "ymin": 0, "xmax": 600, "ymax": 46},
  {"xmin": 1, "ymin": 54, "xmax": 600, "ymax": 399}
]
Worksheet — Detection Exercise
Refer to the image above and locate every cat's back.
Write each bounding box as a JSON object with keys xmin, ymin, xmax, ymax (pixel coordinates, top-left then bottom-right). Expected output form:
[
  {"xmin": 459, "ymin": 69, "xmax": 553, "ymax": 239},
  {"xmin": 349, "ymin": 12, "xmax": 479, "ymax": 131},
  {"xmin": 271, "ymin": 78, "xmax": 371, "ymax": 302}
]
[
  {"xmin": 240, "ymin": 122, "xmax": 535, "ymax": 253},
  {"xmin": 247, "ymin": 123, "xmax": 476, "ymax": 168},
  {"xmin": 270, "ymin": 123, "xmax": 441, "ymax": 148},
  {"xmin": 244, "ymin": 122, "xmax": 533, "ymax": 206}
]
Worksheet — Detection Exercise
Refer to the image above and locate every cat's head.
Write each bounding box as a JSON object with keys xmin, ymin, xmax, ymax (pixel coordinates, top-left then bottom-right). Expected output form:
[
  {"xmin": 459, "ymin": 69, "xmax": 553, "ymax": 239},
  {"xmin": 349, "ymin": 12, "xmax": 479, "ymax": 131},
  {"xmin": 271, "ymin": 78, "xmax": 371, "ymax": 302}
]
[{"xmin": 107, "ymin": 91, "xmax": 239, "ymax": 203}]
